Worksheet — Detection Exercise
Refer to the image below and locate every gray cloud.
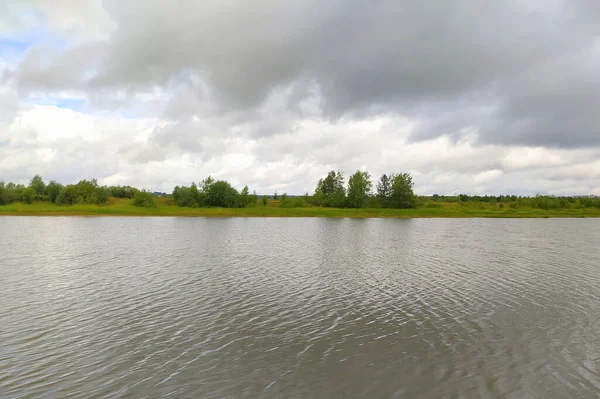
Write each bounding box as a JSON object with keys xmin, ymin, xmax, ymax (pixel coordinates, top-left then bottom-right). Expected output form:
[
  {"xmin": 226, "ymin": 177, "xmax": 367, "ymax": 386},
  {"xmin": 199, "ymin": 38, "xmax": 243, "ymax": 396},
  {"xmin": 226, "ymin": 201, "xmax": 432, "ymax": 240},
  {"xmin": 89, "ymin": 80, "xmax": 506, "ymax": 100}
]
[
  {"xmin": 14, "ymin": 0, "xmax": 600, "ymax": 149},
  {"xmin": 2, "ymin": 0, "xmax": 600, "ymax": 195}
]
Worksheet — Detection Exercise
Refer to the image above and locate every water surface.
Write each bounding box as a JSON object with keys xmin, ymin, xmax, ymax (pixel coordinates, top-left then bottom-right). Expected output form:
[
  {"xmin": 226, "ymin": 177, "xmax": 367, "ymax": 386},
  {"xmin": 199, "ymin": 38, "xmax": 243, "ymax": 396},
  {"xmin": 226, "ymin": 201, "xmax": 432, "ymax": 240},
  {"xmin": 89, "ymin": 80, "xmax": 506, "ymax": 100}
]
[{"xmin": 1, "ymin": 217, "xmax": 600, "ymax": 398}]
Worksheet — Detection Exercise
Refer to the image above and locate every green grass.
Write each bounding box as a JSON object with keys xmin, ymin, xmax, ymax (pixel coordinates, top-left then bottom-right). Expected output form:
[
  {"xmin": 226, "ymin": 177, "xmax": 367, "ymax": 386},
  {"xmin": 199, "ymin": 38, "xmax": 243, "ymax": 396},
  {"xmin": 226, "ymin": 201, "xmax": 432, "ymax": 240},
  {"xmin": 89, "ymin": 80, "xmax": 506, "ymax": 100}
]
[{"xmin": 1, "ymin": 198, "xmax": 599, "ymax": 218}]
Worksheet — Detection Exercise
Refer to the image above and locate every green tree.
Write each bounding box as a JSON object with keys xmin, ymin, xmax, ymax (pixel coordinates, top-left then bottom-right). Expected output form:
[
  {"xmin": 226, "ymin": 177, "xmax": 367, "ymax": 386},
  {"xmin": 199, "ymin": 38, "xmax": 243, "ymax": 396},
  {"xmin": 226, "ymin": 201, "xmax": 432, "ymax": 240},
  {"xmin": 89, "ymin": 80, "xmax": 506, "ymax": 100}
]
[
  {"xmin": 132, "ymin": 190, "xmax": 157, "ymax": 207},
  {"xmin": 22, "ymin": 187, "xmax": 34, "ymax": 204},
  {"xmin": 54, "ymin": 180, "xmax": 109, "ymax": 206},
  {"xmin": 347, "ymin": 170, "xmax": 372, "ymax": 208},
  {"xmin": 173, "ymin": 185, "xmax": 198, "ymax": 207},
  {"xmin": 46, "ymin": 180, "xmax": 63, "ymax": 203},
  {"xmin": 315, "ymin": 170, "xmax": 346, "ymax": 207},
  {"xmin": 29, "ymin": 175, "xmax": 46, "ymax": 197},
  {"xmin": 237, "ymin": 185, "xmax": 254, "ymax": 207},
  {"xmin": 376, "ymin": 174, "xmax": 391, "ymax": 207},
  {"xmin": 200, "ymin": 176, "xmax": 215, "ymax": 194},
  {"xmin": 204, "ymin": 180, "xmax": 239, "ymax": 207},
  {"xmin": 389, "ymin": 172, "xmax": 416, "ymax": 208}
]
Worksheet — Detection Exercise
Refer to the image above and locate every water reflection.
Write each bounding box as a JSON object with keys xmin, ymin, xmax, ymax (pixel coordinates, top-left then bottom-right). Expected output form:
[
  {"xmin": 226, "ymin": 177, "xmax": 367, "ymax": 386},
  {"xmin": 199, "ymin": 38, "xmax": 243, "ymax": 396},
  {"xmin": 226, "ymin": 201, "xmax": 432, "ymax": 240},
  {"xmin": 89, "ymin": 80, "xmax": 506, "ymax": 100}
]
[{"xmin": 1, "ymin": 217, "xmax": 599, "ymax": 398}]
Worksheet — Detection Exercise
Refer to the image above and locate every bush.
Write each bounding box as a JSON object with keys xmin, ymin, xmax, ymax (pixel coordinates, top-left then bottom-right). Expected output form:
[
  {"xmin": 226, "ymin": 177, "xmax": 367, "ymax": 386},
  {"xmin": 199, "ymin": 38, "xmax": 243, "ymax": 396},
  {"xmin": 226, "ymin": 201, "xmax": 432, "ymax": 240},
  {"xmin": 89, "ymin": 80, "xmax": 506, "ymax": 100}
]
[
  {"xmin": 132, "ymin": 191, "xmax": 157, "ymax": 208},
  {"xmin": 22, "ymin": 187, "xmax": 34, "ymax": 204}
]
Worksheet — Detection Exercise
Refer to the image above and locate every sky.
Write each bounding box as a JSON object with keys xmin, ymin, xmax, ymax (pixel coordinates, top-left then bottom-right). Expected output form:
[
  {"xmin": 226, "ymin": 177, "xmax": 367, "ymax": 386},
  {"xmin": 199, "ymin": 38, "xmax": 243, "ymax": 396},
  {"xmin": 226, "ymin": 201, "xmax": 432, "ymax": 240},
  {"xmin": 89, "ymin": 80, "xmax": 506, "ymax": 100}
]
[{"xmin": 1, "ymin": 0, "xmax": 599, "ymax": 196}]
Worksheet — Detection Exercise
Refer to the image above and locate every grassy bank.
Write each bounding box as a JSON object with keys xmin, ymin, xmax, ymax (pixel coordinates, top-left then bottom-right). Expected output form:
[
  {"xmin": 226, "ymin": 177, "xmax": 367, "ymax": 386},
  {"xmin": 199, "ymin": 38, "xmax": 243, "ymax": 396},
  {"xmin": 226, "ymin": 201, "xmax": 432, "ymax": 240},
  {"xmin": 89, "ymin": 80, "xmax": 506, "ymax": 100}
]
[{"xmin": 1, "ymin": 198, "xmax": 599, "ymax": 218}]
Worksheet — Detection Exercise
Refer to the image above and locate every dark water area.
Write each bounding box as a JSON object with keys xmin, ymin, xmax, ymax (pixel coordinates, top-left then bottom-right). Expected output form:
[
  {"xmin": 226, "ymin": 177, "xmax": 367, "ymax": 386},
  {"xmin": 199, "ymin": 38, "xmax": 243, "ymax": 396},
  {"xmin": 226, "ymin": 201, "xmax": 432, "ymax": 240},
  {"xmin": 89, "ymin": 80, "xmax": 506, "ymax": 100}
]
[{"xmin": 1, "ymin": 217, "xmax": 600, "ymax": 398}]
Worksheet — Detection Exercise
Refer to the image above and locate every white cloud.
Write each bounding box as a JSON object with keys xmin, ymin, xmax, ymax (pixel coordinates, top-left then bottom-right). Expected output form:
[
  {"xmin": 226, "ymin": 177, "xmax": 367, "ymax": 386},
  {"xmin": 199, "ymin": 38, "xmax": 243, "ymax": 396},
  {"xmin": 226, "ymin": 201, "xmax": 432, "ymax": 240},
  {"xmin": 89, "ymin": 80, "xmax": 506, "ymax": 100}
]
[{"xmin": 1, "ymin": 0, "xmax": 600, "ymax": 197}]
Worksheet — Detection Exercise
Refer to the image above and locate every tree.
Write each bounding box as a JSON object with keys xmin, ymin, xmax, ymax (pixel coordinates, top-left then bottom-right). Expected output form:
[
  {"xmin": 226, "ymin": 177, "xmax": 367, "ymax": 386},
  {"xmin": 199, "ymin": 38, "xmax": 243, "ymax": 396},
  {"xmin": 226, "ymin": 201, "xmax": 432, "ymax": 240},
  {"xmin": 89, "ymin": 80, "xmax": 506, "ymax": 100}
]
[
  {"xmin": 389, "ymin": 172, "xmax": 416, "ymax": 208},
  {"xmin": 200, "ymin": 176, "xmax": 214, "ymax": 194},
  {"xmin": 273, "ymin": 191, "xmax": 278, "ymax": 200},
  {"xmin": 29, "ymin": 175, "xmax": 46, "ymax": 196},
  {"xmin": 204, "ymin": 180, "xmax": 239, "ymax": 207},
  {"xmin": 54, "ymin": 180, "xmax": 109, "ymax": 206},
  {"xmin": 172, "ymin": 185, "xmax": 198, "ymax": 207},
  {"xmin": 22, "ymin": 187, "xmax": 34, "ymax": 204},
  {"xmin": 46, "ymin": 181, "xmax": 63, "ymax": 203},
  {"xmin": 315, "ymin": 170, "xmax": 346, "ymax": 207},
  {"xmin": 377, "ymin": 173, "xmax": 392, "ymax": 208},
  {"xmin": 133, "ymin": 190, "xmax": 157, "ymax": 207},
  {"xmin": 237, "ymin": 185, "xmax": 253, "ymax": 207},
  {"xmin": 347, "ymin": 170, "xmax": 372, "ymax": 208}
]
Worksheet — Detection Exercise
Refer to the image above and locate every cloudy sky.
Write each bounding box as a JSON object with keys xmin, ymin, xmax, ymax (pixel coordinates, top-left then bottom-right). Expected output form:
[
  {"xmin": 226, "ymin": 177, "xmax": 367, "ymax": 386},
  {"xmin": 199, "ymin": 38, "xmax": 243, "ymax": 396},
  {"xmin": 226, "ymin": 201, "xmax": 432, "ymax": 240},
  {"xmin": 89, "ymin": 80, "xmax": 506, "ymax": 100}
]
[{"xmin": 1, "ymin": 0, "xmax": 599, "ymax": 195}]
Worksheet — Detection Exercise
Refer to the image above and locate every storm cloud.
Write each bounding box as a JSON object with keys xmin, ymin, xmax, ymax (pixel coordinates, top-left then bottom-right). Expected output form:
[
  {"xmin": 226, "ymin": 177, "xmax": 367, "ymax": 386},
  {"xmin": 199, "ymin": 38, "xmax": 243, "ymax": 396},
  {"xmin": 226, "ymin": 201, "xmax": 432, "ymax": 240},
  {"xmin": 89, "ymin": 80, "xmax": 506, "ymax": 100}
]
[{"xmin": 1, "ymin": 0, "xmax": 599, "ymax": 195}]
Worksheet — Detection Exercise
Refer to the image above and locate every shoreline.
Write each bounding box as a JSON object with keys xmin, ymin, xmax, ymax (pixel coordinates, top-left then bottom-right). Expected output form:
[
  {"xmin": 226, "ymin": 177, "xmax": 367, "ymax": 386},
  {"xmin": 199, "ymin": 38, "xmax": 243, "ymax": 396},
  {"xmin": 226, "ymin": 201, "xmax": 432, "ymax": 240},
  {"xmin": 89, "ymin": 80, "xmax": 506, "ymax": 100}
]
[{"xmin": 1, "ymin": 203, "xmax": 599, "ymax": 218}]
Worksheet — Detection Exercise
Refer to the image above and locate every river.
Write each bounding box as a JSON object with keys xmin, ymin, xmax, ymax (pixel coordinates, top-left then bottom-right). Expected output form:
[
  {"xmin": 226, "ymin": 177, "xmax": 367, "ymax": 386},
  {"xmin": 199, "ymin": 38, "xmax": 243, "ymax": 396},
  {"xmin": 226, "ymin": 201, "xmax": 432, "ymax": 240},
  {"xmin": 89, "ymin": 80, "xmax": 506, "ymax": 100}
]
[{"xmin": 1, "ymin": 217, "xmax": 599, "ymax": 398}]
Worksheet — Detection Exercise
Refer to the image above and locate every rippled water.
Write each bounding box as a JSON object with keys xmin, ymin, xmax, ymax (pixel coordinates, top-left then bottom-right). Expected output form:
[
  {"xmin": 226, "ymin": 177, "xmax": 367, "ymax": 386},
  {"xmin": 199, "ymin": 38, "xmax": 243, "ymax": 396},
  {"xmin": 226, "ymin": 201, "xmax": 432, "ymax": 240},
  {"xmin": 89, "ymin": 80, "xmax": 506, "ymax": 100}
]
[{"xmin": 1, "ymin": 217, "xmax": 600, "ymax": 398}]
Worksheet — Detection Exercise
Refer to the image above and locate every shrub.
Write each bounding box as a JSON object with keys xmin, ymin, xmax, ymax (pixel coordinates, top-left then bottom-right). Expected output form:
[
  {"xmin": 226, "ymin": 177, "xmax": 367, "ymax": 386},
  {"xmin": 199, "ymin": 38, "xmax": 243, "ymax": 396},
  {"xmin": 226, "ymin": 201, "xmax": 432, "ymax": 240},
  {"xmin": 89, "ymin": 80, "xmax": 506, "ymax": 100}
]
[
  {"xmin": 132, "ymin": 191, "xmax": 157, "ymax": 208},
  {"xmin": 22, "ymin": 187, "xmax": 34, "ymax": 204}
]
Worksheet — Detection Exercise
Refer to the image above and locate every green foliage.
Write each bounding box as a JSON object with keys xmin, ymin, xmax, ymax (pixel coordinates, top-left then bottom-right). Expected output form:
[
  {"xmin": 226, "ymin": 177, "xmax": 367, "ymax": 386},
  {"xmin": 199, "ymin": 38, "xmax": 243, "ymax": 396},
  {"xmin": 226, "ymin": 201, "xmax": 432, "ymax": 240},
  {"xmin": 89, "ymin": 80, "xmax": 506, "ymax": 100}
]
[
  {"xmin": 108, "ymin": 185, "xmax": 139, "ymax": 198},
  {"xmin": 204, "ymin": 180, "xmax": 239, "ymax": 207},
  {"xmin": 375, "ymin": 172, "xmax": 416, "ymax": 208},
  {"xmin": 172, "ymin": 177, "xmax": 251, "ymax": 208},
  {"xmin": 29, "ymin": 175, "xmax": 46, "ymax": 198},
  {"xmin": 46, "ymin": 181, "xmax": 63, "ymax": 203},
  {"xmin": 279, "ymin": 194, "xmax": 311, "ymax": 208},
  {"xmin": 22, "ymin": 187, "xmax": 35, "ymax": 204},
  {"xmin": 237, "ymin": 186, "xmax": 256, "ymax": 208},
  {"xmin": 5, "ymin": 174, "xmax": 600, "ymax": 216},
  {"xmin": 347, "ymin": 170, "xmax": 372, "ymax": 208},
  {"xmin": 389, "ymin": 172, "xmax": 416, "ymax": 208},
  {"xmin": 377, "ymin": 174, "xmax": 391, "ymax": 200},
  {"xmin": 314, "ymin": 170, "xmax": 346, "ymax": 207},
  {"xmin": 172, "ymin": 184, "xmax": 203, "ymax": 207},
  {"xmin": 132, "ymin": 190, "xmax": 157, "ymax": 207},
  {"xmin": 55, "ymin": 179, "xmax": 108, "ymax": 206}
]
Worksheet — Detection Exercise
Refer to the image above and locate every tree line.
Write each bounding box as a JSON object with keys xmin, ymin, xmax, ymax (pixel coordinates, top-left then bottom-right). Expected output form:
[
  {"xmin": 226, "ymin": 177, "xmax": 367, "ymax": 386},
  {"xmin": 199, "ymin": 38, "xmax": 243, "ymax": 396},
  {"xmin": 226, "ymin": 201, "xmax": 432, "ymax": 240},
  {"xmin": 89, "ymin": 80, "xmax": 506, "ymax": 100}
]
[
  {"xmin": 2, "ymin": 173, "xmax": 599, "ymax": 210},
  {"xmin": 172, "ymin": 170, "xmax": 417, "ymax": 209},
  {"xmin": 0, "ymin": 175, "xmax": 156, "ymax": 207}
]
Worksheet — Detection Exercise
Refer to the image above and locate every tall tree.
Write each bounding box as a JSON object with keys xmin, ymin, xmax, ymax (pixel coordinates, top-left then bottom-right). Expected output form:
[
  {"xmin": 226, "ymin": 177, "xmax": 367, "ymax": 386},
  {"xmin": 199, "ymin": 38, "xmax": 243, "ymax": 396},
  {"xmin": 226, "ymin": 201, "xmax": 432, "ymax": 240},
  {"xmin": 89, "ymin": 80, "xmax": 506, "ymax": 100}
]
[
  {"xmin": 29, "ymin": 175, "xmax": 46, "ymax": 197},
  {"xmin": 377, "ymin": 174, "xmax": 391, "ymax": 198},
  {"xmin": 347, "ymin": 170, "xmax": 372, "ymax": 208},
  {"xmin": 377, "ymin": 174, "xmax": 392, "ymax": 207},
  {"xmin": 315, "ymin": 170, "xmax": 346, "ymax": 207},
  {"xmin": 389, "ymin": 172, "xmax": 416, "ymax": 208},
  {"xmin": 200, "ymin": 176, "xmax": 215, "ymax": 194},
  {"xmin": 46, "ymin": 180, "xmax": 63, "ymax": 203}
]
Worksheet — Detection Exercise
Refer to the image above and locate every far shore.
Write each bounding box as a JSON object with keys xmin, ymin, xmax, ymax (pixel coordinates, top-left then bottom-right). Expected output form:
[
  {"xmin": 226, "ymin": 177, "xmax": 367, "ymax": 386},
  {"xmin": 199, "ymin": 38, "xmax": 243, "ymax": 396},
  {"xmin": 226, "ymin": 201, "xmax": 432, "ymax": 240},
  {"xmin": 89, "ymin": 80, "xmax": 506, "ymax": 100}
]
[{"xmin": 1, "ymin": 200, "xmax": 599, "ymax": 218}]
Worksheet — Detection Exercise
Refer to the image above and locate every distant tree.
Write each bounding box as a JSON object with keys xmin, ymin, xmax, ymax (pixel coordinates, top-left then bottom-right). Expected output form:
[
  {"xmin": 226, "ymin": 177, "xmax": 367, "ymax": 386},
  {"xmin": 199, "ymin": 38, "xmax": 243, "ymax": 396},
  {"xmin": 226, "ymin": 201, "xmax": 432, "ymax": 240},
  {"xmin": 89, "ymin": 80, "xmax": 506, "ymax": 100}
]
[
  {"xmin": 262, "ymin": 196, "xmax": 268, "ymax": 206},
  {"xmin": 22, "ymin": 187, "xmax": 34, "ymax": 204},
  {"xmin": 132, "ymin": 190, "xmax": 157, "ymax": 207},
  {"xmin": 29, "ymin": 175, "xmax": 46, "ymax": 197},
  {"xmin": 237, "ymin": 186, "xmax": 254, "ymax": 207},
  {"xmin": 389, "ymin": 172, "xmax": 416, "ymax": 208},
  {"xmin": 108, "ymin": 185, "xmax": 139, "ymax": 198},
  {"xmin": 273, "ymin": 191, "xmax": 278, "ymax": 200},
  {"xmin": 172, "ymin": 185, "xmax": 198, "ymax": 207},
  {"xmin": 347, "ymin": 170, "xmax": 372, "ymax": 208},
  {"xmin": 46, "ymin": 180, "xmax": 63, "ymax": 203},
  {"xmin": 315, "ymin": 170, "xmax": 346, "ymax": 207},
  {"xmin": 204, "ymin": 180, "xmax": 239, "ymax": 207},
  {"xmin": 377, "ymin": 174, "xmax": 391, "ymax": 200},
  {"xmin": 56, "ymin": 186, "xmax": 76, "ymax": 205},
  {"xmin": 54, "ymin": 180, "xmax": 109, "ymax": 206},
  {"xmin": 200, "ymin": 176, "xmax": 215, "ymax": 194}
]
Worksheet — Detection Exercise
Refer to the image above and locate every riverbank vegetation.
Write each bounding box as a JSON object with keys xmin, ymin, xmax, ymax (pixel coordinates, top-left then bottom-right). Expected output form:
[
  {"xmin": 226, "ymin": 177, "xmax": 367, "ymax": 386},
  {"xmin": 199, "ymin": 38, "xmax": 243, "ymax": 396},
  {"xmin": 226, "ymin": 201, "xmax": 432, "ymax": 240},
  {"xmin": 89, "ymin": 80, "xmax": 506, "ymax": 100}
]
[{"xmin": 1, "ymin": 173, "xmax": 599, "ymax": 217}]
